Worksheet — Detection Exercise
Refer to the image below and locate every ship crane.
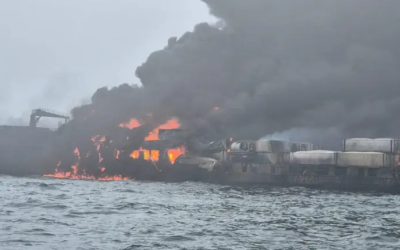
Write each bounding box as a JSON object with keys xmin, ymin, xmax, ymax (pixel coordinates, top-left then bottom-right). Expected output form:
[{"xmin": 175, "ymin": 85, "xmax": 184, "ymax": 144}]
[{"xmin": 29, "ymin": 108, "xmax": 70, "ymax": 128}]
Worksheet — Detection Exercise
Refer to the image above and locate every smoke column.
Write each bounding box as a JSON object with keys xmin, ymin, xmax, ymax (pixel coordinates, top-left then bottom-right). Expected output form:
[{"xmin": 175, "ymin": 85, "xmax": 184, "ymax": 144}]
[{"xmin": 69, "ymin": 0, "xmax": 400, "ymax": 150}]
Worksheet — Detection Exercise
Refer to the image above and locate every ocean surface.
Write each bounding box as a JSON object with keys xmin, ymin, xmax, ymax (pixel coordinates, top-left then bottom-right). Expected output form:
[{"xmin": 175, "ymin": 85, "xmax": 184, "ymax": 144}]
[{"xmin": 1, "ymin": 176, "xmax": 400, "ymax": 250}]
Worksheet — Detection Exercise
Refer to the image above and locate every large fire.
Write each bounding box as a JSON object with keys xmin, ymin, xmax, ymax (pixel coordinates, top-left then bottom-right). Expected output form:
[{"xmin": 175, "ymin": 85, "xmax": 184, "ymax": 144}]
[
  {"xmin": 45, "ymin": 117, "xmax": 186, "ymax": 181},
  {"xmin": 123, "ymin": 118, "xmax": 185, "ymax": 164},
  {"xmin": 44, "ymin": 147, "xmax": 129, "ymax": 181}
]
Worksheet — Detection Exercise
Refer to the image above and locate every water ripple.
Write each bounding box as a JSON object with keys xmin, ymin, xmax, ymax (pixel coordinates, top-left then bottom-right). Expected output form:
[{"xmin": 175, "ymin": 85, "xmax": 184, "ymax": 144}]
[{"xmin": 1, "ymin": 176, "xmax": 400, "ymax": 249}]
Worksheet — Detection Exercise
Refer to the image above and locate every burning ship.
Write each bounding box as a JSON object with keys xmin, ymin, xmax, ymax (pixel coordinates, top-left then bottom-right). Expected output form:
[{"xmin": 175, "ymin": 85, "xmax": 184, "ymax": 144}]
[
  {"xmin": 3, "ymin": 108, "xmax": 400, "ymax": 193},
  {"xmin": 0, "ymin": 108, "xmax": 188, "ymax": 181},
  {"xmin": 44, "ymin": 116, "xmax": 188, "ymax": 181}
]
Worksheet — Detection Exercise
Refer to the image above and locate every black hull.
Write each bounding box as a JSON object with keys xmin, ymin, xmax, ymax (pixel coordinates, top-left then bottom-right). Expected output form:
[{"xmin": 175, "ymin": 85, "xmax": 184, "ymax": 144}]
[
  {"xmin": 205, "ymin": 172, "xmax": 400, "ymax": 194},
  {"xmin": 5, "ymin": 163, "xmax": 400, "ymax": 194}
]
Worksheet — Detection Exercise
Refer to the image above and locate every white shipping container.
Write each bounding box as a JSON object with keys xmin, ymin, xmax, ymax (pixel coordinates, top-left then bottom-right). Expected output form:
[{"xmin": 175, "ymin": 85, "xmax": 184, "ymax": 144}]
[
  {"xmin": 337, "ymin": 152, "xmax": 392, "ymax": 168},
  {"xmin": 256, "ymin": 140, "xmax": 292, "ymax": 153},
  {"xmin": 343, "ymin": 138, "xmax": 400, "ymax": 154},
  {"xmin": 290, "ymin": 150, "xmax": 338, "ymax": 165},
  {"xmin": 291, "ymin": 142, "xmax": 321, "ymax": 152}
]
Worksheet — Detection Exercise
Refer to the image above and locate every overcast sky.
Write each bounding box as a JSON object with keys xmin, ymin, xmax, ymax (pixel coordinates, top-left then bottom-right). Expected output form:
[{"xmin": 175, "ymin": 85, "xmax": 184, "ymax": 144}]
[{"xmin": 0, "ymin": 0, "xmax": 215, "ymax": 126}]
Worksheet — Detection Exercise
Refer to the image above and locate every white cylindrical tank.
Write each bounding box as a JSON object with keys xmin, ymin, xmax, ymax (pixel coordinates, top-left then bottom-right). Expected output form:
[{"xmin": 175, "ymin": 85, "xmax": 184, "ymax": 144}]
[
  {"xmin": 343, "ymin": 138, "xmax": 400, "ymax": 154},
  {"xmin": 230, "ymin": 141, "xmax": 256, "ymax": 153},
  {"xmin": 290, "ymin": 150, "xmax": 338, "ymax": 165},
  {"xmin": 256, "ymin": 140, "xmax": 292, "ymax": 153},
  {"xmin": 337, "ymin": 152, "xmax": 392, "ymax": 168}
]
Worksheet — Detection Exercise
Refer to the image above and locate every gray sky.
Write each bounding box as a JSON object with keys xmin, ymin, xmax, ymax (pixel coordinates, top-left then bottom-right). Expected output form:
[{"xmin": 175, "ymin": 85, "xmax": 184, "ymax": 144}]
[{"xmin": 0, "ymin": 0, "xmax": 215, "ymax": 126}]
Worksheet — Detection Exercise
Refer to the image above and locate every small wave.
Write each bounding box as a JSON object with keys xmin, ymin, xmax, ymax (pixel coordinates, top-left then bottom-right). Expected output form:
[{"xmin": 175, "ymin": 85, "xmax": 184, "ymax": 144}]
[
  {"xmin": 37, "ymin": 218, "xmax": 73, "ymax": 226},
  {"xmin": 122, "ymin": 244, "xmax": 144, "ymax": 250},
  {"xmin": 115, "ymin": 202, "xmax": 139, "ymax": 210},
  {"xmin": 163, "ymin": 235, "xmax": 195, "ymax": 242},
  {"xmin": 26, "ymin": 228, "xmax": 45, "ymax": 232},
  {"xmin": 186, "ymin": 230, "xmax": 207, "ymax": 236},
  {"xmin": 55, "ymin": 193, "xmax": 69, "ymax": 199},
  {"xmin": 22, "ymin": 228, "xmax": 56, "ymax": 237},
  {"xmin": 1, "ymin": 239, "xmax": 46, "ymax": 246},
  {"xmin": 139, "ymin": 229, "xmax": 157, "ymax": 234},
  {"xmin": 41, "ymin": 204, "xmax": 69, "ymax": 210},
  {"xmin": 0, "ymin": 209, "xmax": 13, "ymax": 215},
  {"xmin": 20, "ymin": 182, "xmax": 64, "ymax": 188},
  {"xmin": 7, "ymin": 199, "xmax": 41, "ymax": 208},
  {"xmin": 116, "ymin": 188, "xmax": 138, "ymax": 193},
  {"xmin": 66, "ymin": 210, "xmax": 120, "ymax": 217}
]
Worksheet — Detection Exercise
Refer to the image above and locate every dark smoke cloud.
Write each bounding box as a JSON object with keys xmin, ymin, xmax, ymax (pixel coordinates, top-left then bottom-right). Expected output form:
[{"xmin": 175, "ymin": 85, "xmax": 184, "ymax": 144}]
[
  {"xmin": 134, "ymin": 0, "xmax": 400, "ymax": 149},
  {"xmin": 67, "ymin": 0, "xmax": 400, "ymax": 151}
]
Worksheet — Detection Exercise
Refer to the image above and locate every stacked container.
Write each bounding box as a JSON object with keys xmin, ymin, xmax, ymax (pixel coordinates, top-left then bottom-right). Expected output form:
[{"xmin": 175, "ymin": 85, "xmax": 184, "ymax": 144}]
[
  {"xmin": 290, "ymin": 150, "xmax": 338, "ymax": 165},
  {"xmin": 291, "ymin": 142, "xmax": 321, "ymax": 152},
  {"xmin": 339, "ymin": 138, "xmax": 400, "ymax": 167},
  {"xmin": 342, "ymin": 138, "xmax": 400, "ymax": 154}
]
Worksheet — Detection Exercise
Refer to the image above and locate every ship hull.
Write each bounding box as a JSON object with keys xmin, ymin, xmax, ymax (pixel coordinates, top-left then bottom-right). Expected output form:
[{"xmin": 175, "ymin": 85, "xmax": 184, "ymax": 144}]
[{"xmin": 207, "ymin": 172, "xmax": 400, "ymax": 193}]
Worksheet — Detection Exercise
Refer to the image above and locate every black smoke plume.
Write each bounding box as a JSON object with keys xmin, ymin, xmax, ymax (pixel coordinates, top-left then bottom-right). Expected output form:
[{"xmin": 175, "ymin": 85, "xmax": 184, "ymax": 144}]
[
  {"xmin": 68, "ymin": 0, "xmax": 400, "ymax": 151},
  {"xmin": 137, "ymin": 0, "xmax": 400, "ymax": 149}
]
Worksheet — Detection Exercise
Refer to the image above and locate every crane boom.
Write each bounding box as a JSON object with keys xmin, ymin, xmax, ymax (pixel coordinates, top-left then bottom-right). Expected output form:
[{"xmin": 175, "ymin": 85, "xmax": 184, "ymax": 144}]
[{"xmin": 29, "ymin": 108, "xmax": 69, "ymax": 127}]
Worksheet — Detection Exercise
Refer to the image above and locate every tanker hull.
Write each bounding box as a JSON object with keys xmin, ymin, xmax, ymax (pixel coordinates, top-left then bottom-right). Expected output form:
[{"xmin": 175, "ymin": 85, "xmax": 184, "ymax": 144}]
[
  {"xmin": 208, "ymin": 164, "xmax": 400, "ymax": 193},
  {"xmin": 0, "ymin": 126, "xmax": 58, "ymax": 176}
]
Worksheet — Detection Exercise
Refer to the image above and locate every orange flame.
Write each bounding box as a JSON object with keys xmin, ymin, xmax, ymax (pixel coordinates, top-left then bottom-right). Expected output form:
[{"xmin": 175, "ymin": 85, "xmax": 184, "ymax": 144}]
[
  {"xmin": 168, "ymin": 147, "xmax": 185, "ymax": 164},
  {"xmin": 44, "ymin": 147, "xmax": 129, "ymax": 181},
  {"xmin": 45, "ymin": 117, "xmax": 186, "ymax": 181},
  {"xmin": 119, "ymin": 119, "xmax": 141, "ymax": 129},
  {"xmin": 44, "ymin": 171, "xmax": 128, "ymax": 181},
  {"xmin": 130, "ymin": 148, "xmax": 160, "ymax": 161},
  {"xmin": 127, "ymin": 117, "xmax": 185, "ymax": 163}
]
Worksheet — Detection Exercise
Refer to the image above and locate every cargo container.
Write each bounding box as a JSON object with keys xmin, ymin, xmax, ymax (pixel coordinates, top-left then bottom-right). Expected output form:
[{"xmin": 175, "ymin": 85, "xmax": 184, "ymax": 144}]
[
  {"xmin": 256, "ymin": 140, "xmax": 292, "ymax": 153},
  {"xmin": 343, "ymin": 138, "xmax": 400, "ymax": 154},
  {"xmin": 175, "ymin": 136, "xmax": 400, "ymax": 193},
  {"xmin": 337, "ymin": 152, "xmax": 394, "ymax": 168},
  {"xmin": 289, "ymin": 150, "xmax": 338, "ymax": 165},
  {"xmin": 291, "ymin": 142, "xmax": 321, "ymax": 152}
]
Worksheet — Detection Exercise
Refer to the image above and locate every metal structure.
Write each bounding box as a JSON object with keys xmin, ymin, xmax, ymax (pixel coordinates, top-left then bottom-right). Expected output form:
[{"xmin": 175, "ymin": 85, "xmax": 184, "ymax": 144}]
[{"xmin": 29, "ymin": 108, "xmax": 70, "ymax": 128}]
